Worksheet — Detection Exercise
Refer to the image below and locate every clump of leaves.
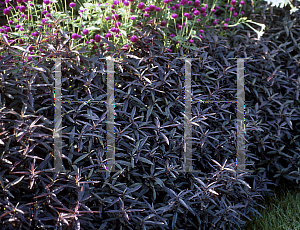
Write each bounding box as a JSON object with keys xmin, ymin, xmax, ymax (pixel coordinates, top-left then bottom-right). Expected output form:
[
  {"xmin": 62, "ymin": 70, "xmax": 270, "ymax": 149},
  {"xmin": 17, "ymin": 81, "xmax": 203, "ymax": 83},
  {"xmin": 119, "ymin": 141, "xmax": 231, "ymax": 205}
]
[{"xmin": 0, "ymin": 10, "xmax": 299, "ymax": 230}]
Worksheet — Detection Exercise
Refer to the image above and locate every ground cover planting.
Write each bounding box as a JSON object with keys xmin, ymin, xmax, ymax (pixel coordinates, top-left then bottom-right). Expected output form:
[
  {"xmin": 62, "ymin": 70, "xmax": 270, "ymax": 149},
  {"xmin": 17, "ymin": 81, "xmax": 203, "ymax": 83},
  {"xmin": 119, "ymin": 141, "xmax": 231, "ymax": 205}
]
[
  {"xmin": 0, "ymin": 0, "xmax": 266, "ymax": 60},
  {"xmin": 0, "ymin": 0, "xmax": 300, "ymax": 229}
]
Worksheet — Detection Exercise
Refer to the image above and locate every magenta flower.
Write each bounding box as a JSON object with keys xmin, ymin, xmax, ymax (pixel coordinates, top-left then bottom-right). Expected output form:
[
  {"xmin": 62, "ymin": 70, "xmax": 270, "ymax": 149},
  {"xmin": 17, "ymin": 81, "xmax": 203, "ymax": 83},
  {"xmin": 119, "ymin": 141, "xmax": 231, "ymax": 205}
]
[
  {"xmin": 193, "ymin": 10, "xmax": 199, "ymax": 16},
  {"xmin": 188, "ymin": 1, "xmax": 192, "ymax": 5},
  {"xmin": 241, "ymin": 11, "xmax": 244, "ymax": 14},
  {"xmin": 3, "ymin": 8, "xmax": 10, "ymax": 15},
  {"xmin": 202, "ymin": 13, "xmax": 207, "ymax": 17},
  {"xmin": 194, "ymin": 0, "xmax": 200, "ymax": 7},
  {"xmin": 223, "ymin": 23, "xmax": 228, "ymax": 30},
  {"xmin": 144, "ymin": 7, "xmax": 150, "ymax": 12},
  {"xmin": 69, "ymin": 2, "xmax": 76, "ymax": 8},
  {"xmin": 130, "ymin": 16, "xmax": 135, "ymax": 20},
  {"xmin": 16, "ymin": 24, "xmax": 21, "ymax": 29},
  {"xmin": 155, "ymin": 7, "xmax": 161, "ymax": 12},
  {"xmin": 106, "ymin": 33, "xmax": 112, "ymax": 38},
  {"xmin": 229, "ymin": 7, "xmax": 235, "ymax": 11},
  {"xmin": 105, "ymin": 16, "xmax": 110, "ymax": 20},
  {"xmin": 170, "ymin": 33, "xmax": 175, "ymax": 38},
  {"xmin": 149, "ymin": 4, "xmax": 155, "ymax": 11},
  {"xmin": 42, "ymin": 10, "xmax": 47, "ymax": 14},
  {"xmin": 112, "ymin": 14, "xmax": 119, "ymax": 20},
  {"xmin": 31, "ymin": 31, "xmax": 39, "ymax": 36},
  {"xmin": 161, "ymin": 20, "xmax": 167, "ymax": 26},
  {"xmin": 113, "ymin": 0, "xmax": 119, "ymax": 5},
  {"xmin": 42, "ymin": 18, "xmax": 48, "ymax": 24},
  {"xmin": 114, "ymin": 21, "xmax": 121, "ymax": 27},
  {"xmin": 200, "ymin": 7, "xmax": 206, "ymax": 13},
  {"xmin": 211, "ymin": 8, "xmax": 216, "ymax": 13},
  {"xmin": 71, "ymin": 33, "xmax": 78, "ymax": 39},
  {"xmin": 225, "ymin": 18, "xmax": 230, "ymax": 22},
  {"xmin": 171, "ymin": 6, "xmax": 175, "ymax": 10},
  {"xmin": 199, "ymin": 29, "xmax": 204, "ymax": 33},
  {"xmin": 231, "ymin": 0, "xmax": 236, "ymax": 5},
  {"xmin": 167, "ymin": 49, "xmax": 172, "ymax": 52},
  {"xmin": 144, "ymin": 12, "xmax": 149, "ymax": 17},
  {"xmin": 27, "ymin": 56, "xmax": 32, "ymax": 61},
  {"xmin": 188, "ymin": 15, "xmax": 193, "ymax": 20},
  {"xmin": 123, "ymin": 0, "xmax": 129, "ymax": 6},
  {"xmin": 188, "ymin": 39, "xmax": 194, "ymax": 43},
  {"xmin": 199, "ymin": 35, "xmax": 203, "ymax": 39},
  {"xmin": 171, "ymin": 13, "xmax": 178, "ymax": 18},
  {"xmin": 240, "ymin": 0, "xmax": 245, "ymax": 5},
  {"xmin": 216, "ymin": 6, "xmax": 220, "ymax": 9},
  {"xmin": 26, "ymin": 14, "xmax": 32, "ymax": 20},
  {"xmin": 233, "ymin": 12, "xmax": 238, "ymax": 17},
  {"xmin": 5, "ymin": 27, "xmax": 11, "ymax": 33},
  {"xmin": 183, "ymin": 12, "xmax": 189, "ymax": 17},
  {"xmin": 138, "ymin": 2, "xmax": 145, "ymax": 9},
  {"xmin": 44, "ymin": 0, "xmax": 50, "ymax": 4},
  {"xmin": 175, "ymin": 3, "xmax": 180, "ymax": 9},
  {"xmin": 19, "ymin": 5, "xmax": 26, "ymax": 12},
  {"xmin": 46, "ymin": 13, "xmax": 51, "ymax": 17},
  {"xmin": 130, "ymin": 35, "xmax": 138, "ymax": 42},
  {"xmin": 82, "ymin": 29, "xmax": 89, "ymax": 35}
]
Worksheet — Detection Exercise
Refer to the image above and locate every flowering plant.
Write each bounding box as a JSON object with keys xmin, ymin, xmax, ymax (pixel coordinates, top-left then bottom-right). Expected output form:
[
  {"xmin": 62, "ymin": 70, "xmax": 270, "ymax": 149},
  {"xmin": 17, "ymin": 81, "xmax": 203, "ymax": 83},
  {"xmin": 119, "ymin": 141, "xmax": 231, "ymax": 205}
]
[
  {"xmin": 0, "ymin": 0, "xmax": 267, "ymax": 60},
  {"xmin": 263, "ymin": 0, "xmax": 300, "ymax": 13}
]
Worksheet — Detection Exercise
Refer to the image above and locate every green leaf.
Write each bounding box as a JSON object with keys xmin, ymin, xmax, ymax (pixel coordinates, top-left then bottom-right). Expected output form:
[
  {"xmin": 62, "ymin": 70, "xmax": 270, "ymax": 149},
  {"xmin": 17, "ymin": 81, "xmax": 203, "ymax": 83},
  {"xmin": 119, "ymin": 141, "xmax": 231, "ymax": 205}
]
[
  {"xmin": 85, "ymin": 26, "xmax": 98, "ymax": 31},
  {"xmin": 120, "ymin": 29, "xmax": 127, "ymax": 38}
]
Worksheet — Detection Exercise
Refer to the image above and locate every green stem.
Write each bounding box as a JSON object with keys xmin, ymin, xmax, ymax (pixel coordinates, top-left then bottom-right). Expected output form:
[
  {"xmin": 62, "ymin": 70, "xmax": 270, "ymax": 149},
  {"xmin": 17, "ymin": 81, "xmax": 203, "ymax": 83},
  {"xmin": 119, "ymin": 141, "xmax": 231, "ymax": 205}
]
[
  {"xmin": 77, "ymin": 13, "xmax": 83, "ymax": 34},
  {"xmin": 173, "ymin": 18, "xmax": 178, "ymax": 36},
  {"xmin": 65, "ymin": 0, "xmax": 67, "ymax": 14},
  {"xmin": 187, "ymin": 16, "xmax": 197, "ymax": 38},
  {"xmin": 5, "ymin": 15, "xmax": 12, "ymax": 34},
  {"xmin": 225, "ymin": 0, "xmax": 230, "ymax": 20}
]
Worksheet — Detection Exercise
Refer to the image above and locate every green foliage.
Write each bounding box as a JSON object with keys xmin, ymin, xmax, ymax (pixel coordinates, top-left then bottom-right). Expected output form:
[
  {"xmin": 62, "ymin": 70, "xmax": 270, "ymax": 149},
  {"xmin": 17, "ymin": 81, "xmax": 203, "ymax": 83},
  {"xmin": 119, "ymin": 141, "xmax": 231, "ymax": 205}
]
[{"xmin": 242, "ymin": 183, "xmax": 300, "ymax": 230}]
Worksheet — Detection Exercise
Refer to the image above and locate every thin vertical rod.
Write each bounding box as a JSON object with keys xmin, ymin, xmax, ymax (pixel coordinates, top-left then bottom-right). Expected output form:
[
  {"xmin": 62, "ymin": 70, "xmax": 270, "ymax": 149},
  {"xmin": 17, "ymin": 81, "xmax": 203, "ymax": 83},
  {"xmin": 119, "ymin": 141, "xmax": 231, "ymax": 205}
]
[
  {"xmin": 184, "ymin": 59, "xmax": 193, "ymax": 172},
  {"xmin": 106, "ymin": 57, "xmax": 115, "ymax": 172},
  {"xmin": 237, "ymin": 58, "xmax": 246, "ymax": 172},
  {"xmin": 54, "ymin": 58, "xmax": 63, "ymax": 172}
]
